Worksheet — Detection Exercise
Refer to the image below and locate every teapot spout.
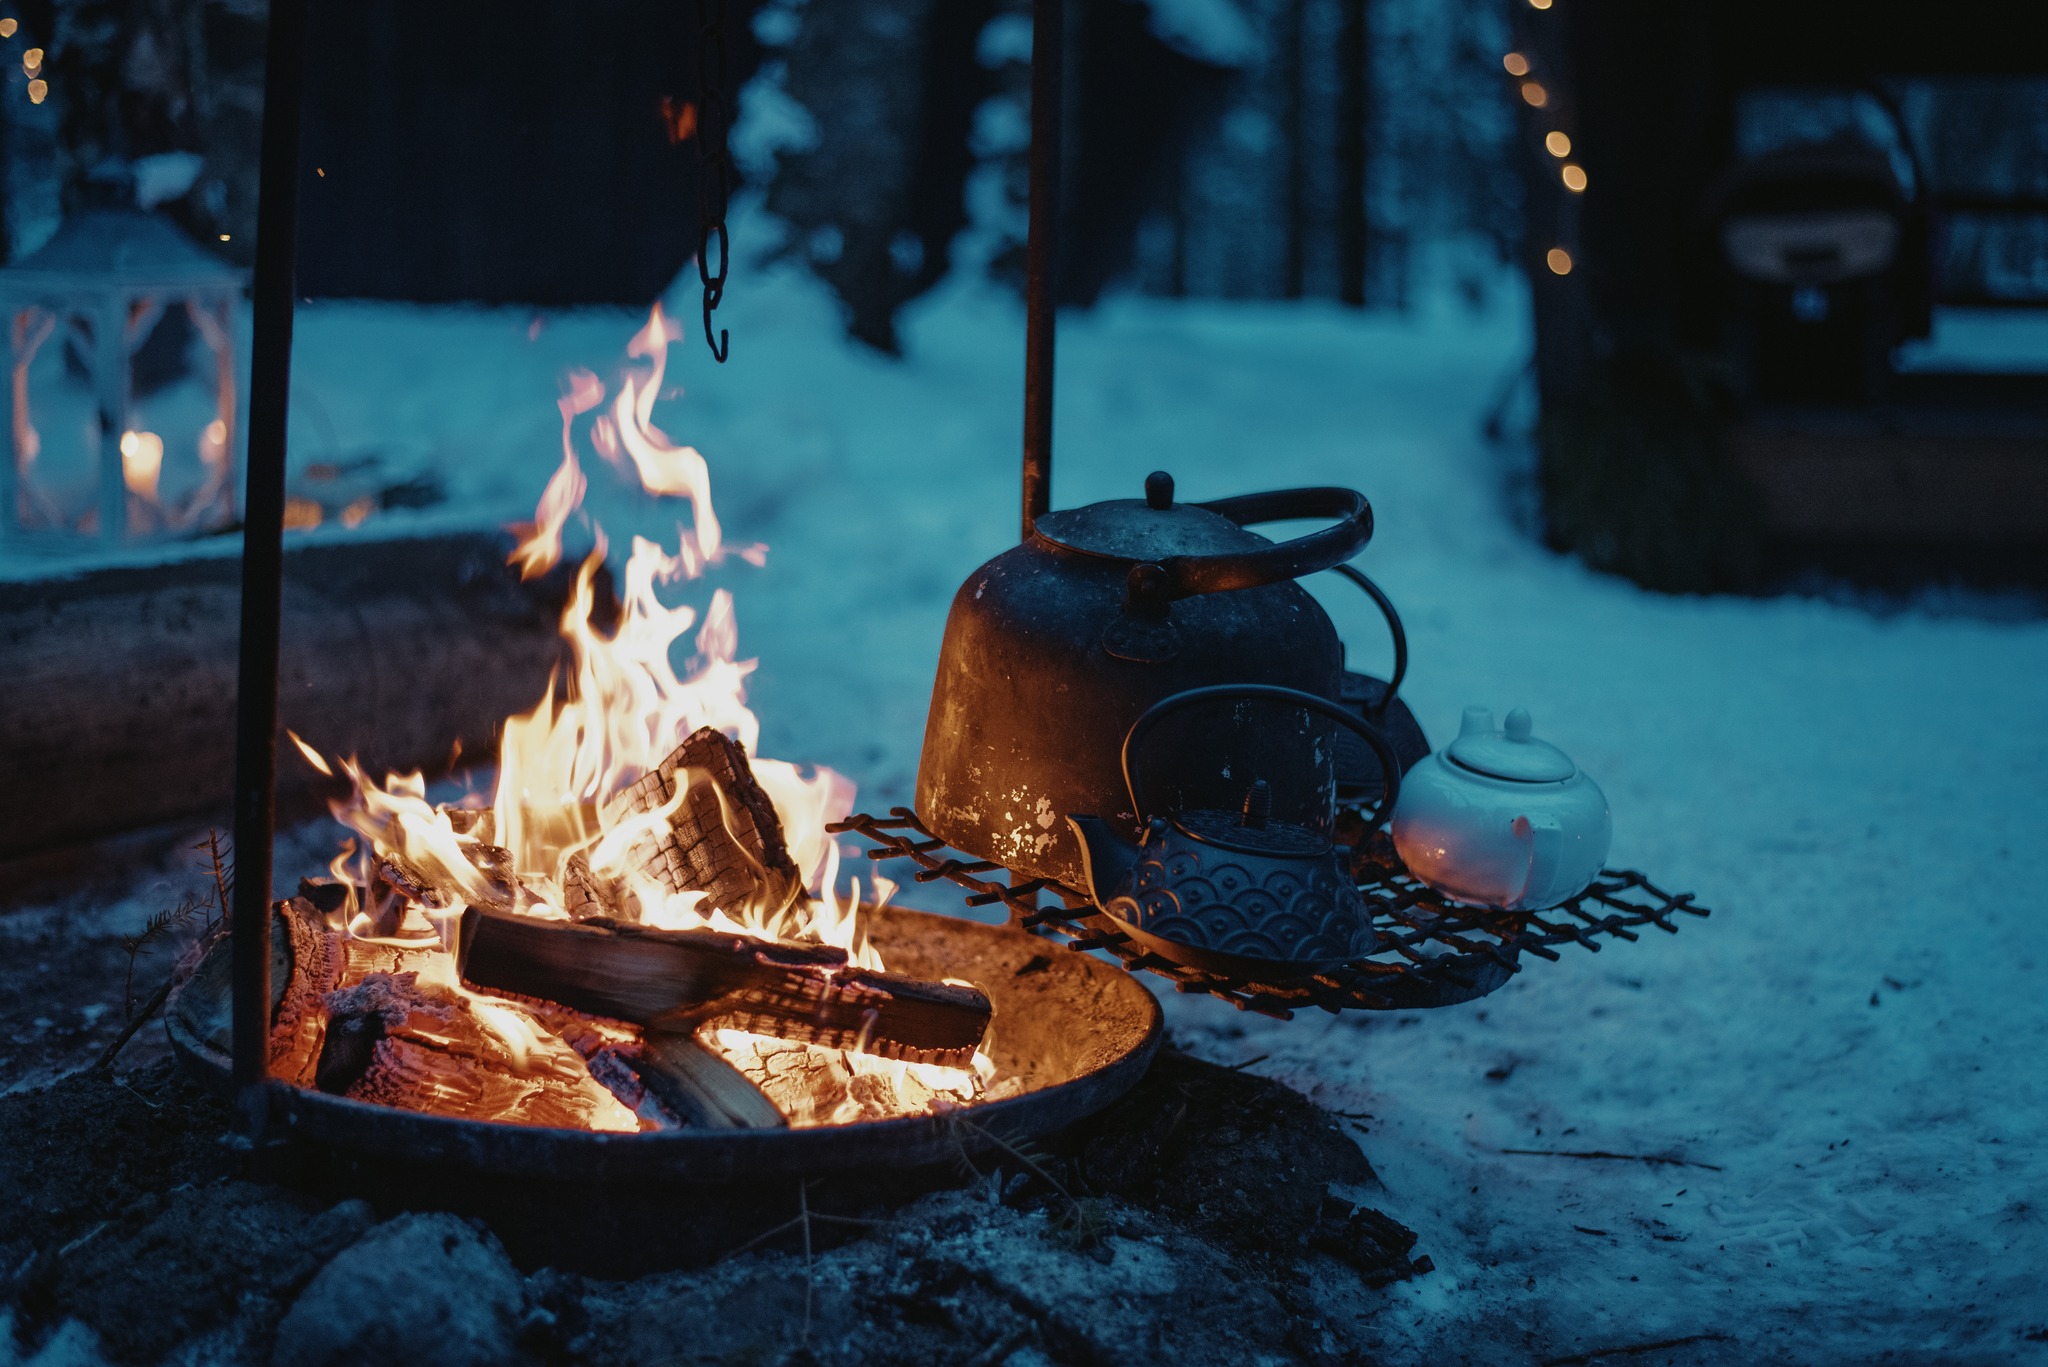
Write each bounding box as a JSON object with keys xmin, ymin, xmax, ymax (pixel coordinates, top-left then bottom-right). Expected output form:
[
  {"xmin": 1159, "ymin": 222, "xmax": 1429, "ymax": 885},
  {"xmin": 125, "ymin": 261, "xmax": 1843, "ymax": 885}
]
[{"xmin": 1067, "ymin": 815, "xmax": 1140, "ymax": 908}]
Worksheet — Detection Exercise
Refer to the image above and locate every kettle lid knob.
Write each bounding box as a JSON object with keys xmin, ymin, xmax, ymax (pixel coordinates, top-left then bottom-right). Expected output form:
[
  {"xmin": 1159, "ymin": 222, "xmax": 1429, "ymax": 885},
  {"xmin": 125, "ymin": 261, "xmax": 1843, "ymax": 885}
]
[
  {"xmin": 1504, "ymin": 707, "xmax": 1532, "ymax": 741},
  {"xmin": 1145, "ymin": 470, "xmax": 1175, "ymax": 509}
]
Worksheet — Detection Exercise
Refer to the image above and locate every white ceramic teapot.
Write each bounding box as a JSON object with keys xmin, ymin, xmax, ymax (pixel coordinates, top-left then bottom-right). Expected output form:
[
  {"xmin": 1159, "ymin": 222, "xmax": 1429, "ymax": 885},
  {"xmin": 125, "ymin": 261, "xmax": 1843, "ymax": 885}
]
[{"xmin": 1391, "ymin": 706, "xmax": 1610, "ymax": 911}]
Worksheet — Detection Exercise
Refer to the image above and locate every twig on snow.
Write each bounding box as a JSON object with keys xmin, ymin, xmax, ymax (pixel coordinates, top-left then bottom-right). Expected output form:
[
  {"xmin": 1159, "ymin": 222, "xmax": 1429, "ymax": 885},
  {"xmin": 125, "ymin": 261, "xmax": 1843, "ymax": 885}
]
[
  {"xmin": 91, "ymin": 976, "xmax": 173, "ymax": 1075},
  {"xmin": 799, "ymin": 1179, "xmax": 815, "ymax": 1342},
  {"xmin": 967, "ymin": 1326, "xmax": 1035, "ymax": 1367},
  {"xmin": 1501, "ymin": 1148, "xmax": 1723, "ymax": 1172},
  {"xmin": 1541, "ymin": 1331, "xmax": 1732, "ymax": 1365}
]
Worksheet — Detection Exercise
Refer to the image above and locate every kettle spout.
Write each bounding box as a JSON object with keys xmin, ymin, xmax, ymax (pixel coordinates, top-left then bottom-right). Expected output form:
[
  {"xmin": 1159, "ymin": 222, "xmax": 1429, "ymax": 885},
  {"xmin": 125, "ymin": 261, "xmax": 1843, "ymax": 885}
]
[{"xmin": 1067, "ymin": 815, "xmax": 1139, "ymax": 908}]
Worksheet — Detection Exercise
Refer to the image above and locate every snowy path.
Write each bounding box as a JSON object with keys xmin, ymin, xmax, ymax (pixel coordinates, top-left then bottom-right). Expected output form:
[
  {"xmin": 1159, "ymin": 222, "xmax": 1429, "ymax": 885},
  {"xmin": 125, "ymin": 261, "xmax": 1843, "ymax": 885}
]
[{"xmin": 22, "ymin": 259, "xmax": 2048, "ymax": 1361}]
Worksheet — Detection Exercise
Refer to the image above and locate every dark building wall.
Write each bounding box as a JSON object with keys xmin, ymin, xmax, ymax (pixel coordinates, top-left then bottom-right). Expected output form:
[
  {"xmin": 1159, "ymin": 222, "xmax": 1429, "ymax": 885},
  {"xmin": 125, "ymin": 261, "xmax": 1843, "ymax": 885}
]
[{"xmin": 296, "ymin": 0, "xmax": 763, "ymax": 306}]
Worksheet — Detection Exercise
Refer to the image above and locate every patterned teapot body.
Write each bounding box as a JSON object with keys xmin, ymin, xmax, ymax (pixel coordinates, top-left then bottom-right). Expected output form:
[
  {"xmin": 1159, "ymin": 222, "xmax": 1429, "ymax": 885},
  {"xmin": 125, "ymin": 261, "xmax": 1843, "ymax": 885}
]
[{"xmin": 1068, "ymin": 684, "xmax": 1401, "ymax": 981}]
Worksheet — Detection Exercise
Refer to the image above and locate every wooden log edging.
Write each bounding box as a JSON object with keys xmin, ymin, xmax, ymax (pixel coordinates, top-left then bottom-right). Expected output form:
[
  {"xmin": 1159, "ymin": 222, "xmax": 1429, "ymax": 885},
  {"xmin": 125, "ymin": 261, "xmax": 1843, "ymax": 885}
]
[{"xmin": 0, "ymin": 530, "xmax": 589, "ymax": 858}]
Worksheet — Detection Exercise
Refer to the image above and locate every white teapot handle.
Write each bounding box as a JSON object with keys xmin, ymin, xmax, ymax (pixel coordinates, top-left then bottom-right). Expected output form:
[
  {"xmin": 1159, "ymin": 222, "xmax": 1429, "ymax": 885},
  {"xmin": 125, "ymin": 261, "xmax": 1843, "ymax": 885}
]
[{"xmin": 1508, "ymin": 814, "xmax": 1565, "ymax": 911}]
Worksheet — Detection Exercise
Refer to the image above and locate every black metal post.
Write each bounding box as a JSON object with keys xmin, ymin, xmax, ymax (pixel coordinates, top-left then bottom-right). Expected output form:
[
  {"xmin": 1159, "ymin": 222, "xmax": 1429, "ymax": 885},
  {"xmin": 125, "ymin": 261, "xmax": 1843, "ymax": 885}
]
[
  {"xmin": 230, "ymin": 0, "xmax": 310, "ymax": 1144},
  {"xmin": 1336, "ymin": 0, "xmax": 1370, "ymax": 307},
  {"xmin": 1021, "ymin": 0, "xmax": 1063, "ymax": 539}
]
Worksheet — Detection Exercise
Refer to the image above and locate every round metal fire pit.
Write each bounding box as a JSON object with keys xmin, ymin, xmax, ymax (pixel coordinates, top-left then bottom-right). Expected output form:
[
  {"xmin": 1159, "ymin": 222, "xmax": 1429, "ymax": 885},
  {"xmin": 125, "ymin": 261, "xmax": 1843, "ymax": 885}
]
[{"xmin": 167, "ymin": 907, "xmax": 1162, "ymax": 1181}]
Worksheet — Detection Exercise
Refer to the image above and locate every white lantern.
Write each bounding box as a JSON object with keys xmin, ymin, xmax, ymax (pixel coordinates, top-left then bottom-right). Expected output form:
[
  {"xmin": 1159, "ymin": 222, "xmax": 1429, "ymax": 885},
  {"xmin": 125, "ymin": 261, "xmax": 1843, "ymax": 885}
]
[{"xmin": 0, "ymin": 208, "xmax": 243, "ymax": 544}]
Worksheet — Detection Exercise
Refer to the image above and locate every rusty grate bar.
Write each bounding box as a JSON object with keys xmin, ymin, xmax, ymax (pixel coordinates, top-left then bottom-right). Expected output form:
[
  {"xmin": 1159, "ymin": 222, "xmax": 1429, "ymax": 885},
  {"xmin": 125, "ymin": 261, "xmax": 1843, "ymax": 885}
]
[{"xmin": 828, "ymin": 809, "xmax": 1710, "ymax": 1017}]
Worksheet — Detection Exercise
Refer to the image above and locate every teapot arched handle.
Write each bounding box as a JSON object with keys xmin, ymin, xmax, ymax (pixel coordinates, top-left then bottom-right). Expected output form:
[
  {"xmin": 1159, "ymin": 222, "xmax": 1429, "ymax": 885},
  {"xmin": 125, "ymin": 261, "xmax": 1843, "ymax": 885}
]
[
  {"xmin": 1121, "ymin": 479, "xmax": 1373, "ymax": 613},
  {"xmin": 1328, "ymin": 563, "xmax": 1407, "ymax": 718},
  {"xmin": 1121, "ymin": 683, "xmax": 1404, "ymax": 833}
]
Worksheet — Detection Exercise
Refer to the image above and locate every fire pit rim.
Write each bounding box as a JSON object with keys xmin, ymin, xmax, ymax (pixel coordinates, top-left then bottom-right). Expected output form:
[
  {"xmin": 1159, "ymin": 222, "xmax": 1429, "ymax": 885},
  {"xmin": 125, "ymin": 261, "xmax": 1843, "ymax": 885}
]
[{"xmin": 165, "ymin": 907, "xmax": 1164, "ymax": 1179}]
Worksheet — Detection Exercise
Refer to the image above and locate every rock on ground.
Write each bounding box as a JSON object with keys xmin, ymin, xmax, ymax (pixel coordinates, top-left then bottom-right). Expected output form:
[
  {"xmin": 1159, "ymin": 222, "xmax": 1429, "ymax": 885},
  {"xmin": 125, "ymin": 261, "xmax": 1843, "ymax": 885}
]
[{"xmin": 271, "ymin": 1214, "xmax": 525, "ymax": 1367}]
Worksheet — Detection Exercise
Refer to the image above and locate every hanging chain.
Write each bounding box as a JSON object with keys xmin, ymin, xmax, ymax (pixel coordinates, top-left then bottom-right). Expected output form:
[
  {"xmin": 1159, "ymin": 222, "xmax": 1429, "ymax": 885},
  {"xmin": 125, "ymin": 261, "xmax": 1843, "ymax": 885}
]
[{"xmin": 695, "ymin": 0, "xmax": 732, "ymax": 362}]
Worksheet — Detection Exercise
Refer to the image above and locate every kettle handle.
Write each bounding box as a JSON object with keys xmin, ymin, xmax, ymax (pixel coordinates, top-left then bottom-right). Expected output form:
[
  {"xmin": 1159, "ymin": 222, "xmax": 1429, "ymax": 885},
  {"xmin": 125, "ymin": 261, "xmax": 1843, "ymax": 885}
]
[
  {"xmin": 1124, "ymin": 483, "xmax": 1372, "ymax": 612},
  {"xmin": 1328, "ymin": 564, "xmax": 1407, "ymax": 717},
  {"xmin": 1121, "ymin": 683, "xmax": 1404, "ymax": 832}
]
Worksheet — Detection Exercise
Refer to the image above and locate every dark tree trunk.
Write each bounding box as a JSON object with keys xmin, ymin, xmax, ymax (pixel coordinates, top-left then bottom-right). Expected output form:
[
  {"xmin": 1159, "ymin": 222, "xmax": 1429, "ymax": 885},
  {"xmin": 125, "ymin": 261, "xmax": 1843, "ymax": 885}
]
[
  {"xmin": 1283, "ymin": 0, "xmax": 1307, "ymax": 299},
  {"xmin": 766, "ymin": 0, "xmax": 999, "ymax": 352},
  {"xmin": 1335, "ymin": 0, "xmax": 1369, "ymax": 306}
]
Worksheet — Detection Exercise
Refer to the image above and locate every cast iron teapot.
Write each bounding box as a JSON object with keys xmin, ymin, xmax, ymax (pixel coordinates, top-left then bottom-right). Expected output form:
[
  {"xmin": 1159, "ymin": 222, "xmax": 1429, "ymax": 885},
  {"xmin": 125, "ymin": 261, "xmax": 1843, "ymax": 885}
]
[
  {"xmin": 1068, "ymin": 684, "xmax": 1399, "ymax": 978},
  {"xmin": 916, "ymin": 470, "xmax": 1420, "ymax": 892}
]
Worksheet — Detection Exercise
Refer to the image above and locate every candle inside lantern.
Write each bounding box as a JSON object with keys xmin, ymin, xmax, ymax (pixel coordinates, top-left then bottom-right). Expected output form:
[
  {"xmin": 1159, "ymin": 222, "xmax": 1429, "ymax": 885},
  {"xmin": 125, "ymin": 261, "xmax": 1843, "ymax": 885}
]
[
  {"xmin": 199, "ymin": 418, "xmax": 229, "ymax": 468},
  {"xmin": 119, "ymin": 429, "xmax": 163, "ymax": 501}
]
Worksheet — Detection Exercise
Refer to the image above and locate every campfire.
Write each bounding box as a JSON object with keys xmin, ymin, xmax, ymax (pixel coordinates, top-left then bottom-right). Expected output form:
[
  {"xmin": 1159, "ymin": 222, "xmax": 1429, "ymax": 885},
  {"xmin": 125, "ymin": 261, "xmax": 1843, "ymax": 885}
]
[{"xmin": 276, "ymin": 306, "xmax": 997, "ymax": 1133}]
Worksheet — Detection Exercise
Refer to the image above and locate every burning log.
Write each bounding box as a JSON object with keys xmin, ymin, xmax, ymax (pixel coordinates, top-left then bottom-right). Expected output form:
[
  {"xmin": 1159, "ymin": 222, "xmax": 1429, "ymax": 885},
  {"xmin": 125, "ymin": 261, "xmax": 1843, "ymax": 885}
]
[
  {"xmin": 269, "ymin": 897, "xmax": 642, "ymax": 1132},
  {"xmin": 603, "ymin": 727, "xmax": 802, "ymax": 924},
  {"xmin": 560, "ymin": 851, "xmax": 614, "ymax": 921},
  {"xmin": 632, "ymin": 1032, "xmax": 791, "ymax": 1130},
  {"xmin": 457, "ymin": 908, "xmax": 993, "ymax": 1069}
]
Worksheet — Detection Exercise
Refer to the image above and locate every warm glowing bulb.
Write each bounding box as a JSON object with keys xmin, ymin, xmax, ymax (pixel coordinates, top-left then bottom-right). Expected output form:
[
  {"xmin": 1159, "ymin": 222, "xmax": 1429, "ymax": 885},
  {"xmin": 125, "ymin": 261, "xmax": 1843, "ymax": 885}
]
[
  {"xmin": 22, "ymin": 45, "xmax": 40, "ymax": 68},
  {"xmin": 1520, "ymin": 82, "xmax": 1548, "ymax": 108},
  {"xmin": 26, "ymin": 77, "xmax": 44, "ymax": 103},
  {"xmin": 1546, "ymin": 247, "xmax": 1573, "ymax": 275},
  {"xmin": 1545, "ymin": 130, "xmax": 1571, "ymax": 157},
  {"xmin": 0, "ymin": 18, "xmax": 17, "ymax": 36},
  {"xmin": 1503, "ymin": 52, "xmax": 1530, "ymax": 77},
  {"xmin": 283, "ymin": 496, "xmax": 324, "ymax": 531},
  {"xmin": 1529, "ymin": 0, "xmax": 1553, "ymax": 9},
  {"xmin": 1561, "ymin": 164, "xmax": 1588, "ymax": 192},
  {"xmin": 218, "ymin": 233, "xmax": 231, "ymax": 242},
  {"xmin": 120, "ymin": 430, "xmax": 164, "ymax": 501}
]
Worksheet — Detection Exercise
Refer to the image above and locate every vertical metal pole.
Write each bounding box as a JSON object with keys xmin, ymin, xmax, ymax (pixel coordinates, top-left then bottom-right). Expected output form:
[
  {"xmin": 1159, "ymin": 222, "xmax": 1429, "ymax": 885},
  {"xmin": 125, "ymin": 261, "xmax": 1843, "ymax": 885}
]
[
  {"xmin": 1020, "ymin": 0, "xmax": 1063, "ymax": 539},
  {"xmin": 230, "ymin": 0, "xmax": 309, "ymax": 1144},
  {"xmin": 1336, "ymin": 0, "xmax": 1369, "ymax": 307},
  {"xmin": 1, "ymin": 313, "xmax": 19, "ymax": 541},
  {"xmin": 1283, "ymin": 0, "xmax": 1307, "ymax": 300},
  {"xmin": 94, "ymin": 298, "xmax": 129, "ymax": 539}
]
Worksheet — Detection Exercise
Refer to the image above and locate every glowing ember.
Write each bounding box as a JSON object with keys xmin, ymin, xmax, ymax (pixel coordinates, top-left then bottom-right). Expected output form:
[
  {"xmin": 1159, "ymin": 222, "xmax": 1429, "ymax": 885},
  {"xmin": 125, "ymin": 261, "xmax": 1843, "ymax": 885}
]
[{"xmin": 290, "ymin": 304, "xmax": 991, "ymax": 1129}]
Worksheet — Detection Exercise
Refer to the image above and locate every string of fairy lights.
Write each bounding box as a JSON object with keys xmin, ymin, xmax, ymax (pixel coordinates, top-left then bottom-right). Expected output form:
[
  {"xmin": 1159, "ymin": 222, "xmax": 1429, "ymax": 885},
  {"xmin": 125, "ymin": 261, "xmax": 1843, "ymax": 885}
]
[
  {"xmin": 0, "ymin": 15, "xmax": 47, "ymax": 105},
  {"xmin": 1504, "ymin": 0, "xmax": 1579, "ymax": 279}
]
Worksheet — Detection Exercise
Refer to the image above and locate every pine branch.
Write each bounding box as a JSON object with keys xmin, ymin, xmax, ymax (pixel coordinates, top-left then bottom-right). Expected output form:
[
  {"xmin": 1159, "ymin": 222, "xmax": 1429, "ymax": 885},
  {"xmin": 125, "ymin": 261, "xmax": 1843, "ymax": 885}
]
[
  {"xmin": 92, "ymin": 976, "xmax": 173, "ymax": 1075},
  {"xmin": 953, "ymin": 1117, "xmax": 1072, "ymax": 1205},
  {"xmin": 197, "ymin": 830, "xmax": 233, "ymax": 929},
  {"xmin": 119, "ymin": 890, "xmax": 205, "ymax": 1020}
]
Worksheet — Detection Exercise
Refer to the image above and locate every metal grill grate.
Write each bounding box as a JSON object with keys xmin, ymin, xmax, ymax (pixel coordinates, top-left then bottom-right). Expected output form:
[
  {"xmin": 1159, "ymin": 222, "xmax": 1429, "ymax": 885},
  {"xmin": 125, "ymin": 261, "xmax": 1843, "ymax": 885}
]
[{"xmin": 828, "ymin": 808, "xmax": 1710, "ymax": 1018}]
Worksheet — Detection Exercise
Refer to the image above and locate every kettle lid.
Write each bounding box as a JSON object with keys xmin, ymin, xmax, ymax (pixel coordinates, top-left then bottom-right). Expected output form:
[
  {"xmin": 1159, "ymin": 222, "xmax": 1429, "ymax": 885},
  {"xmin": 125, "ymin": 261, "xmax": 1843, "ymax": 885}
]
[
  {"xmin": 1446, "ymin": 706, "xmax": 1576, "ymax": 783},
  {"xmin": 1033, "ymin": 471, "xmax": 1272, "ymax": 561},
  {"xmin": 1168, "ymin": 778, "xmax": 1334, "ymax": 857}
]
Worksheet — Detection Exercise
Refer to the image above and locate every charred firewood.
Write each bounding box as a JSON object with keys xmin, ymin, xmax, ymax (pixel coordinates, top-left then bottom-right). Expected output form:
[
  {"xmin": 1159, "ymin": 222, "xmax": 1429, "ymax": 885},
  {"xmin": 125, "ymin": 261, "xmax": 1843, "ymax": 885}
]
[
  {"xmin": 315, "ymin": 1007, "xmax": 387, "ymax": 1095},
  {"xmin": 443, "ymin": 807, "xmax": 494, "ymax": 842},
  {"xmin": 466, "ymin": 843, "xmax": 520, "ymax": 908},
  {"xmin": 560, "ymin": 851, "xmax": 620, "ymax": 921},
  {"xmin": 458, "ymin": 908, "xmax": 993, "ymax": 1069},
  {"xmin": 296, "ymin": 878, "xmax": 354, "ymax": 919},
  {"xmin": 631, "ymin": 1032, "xmax": 791, "ymax": 1130},
  {"xmin": 1310, "ymin": 1196, "xmax": 1434, "ymax": 1288},
  {"xmin": 602, "ymin": 727, "xmax": 802, "ymax": 924},
  {"xmin": 371, "ymin": 853, "xmax": 447, "ymax": 909},
  {"xmin": 269, "ymin": 899, "xmax": 642, "ymax": 1130},
  {"xmin": 373, "ymin": 844, "xmax": 517, "ymax": 915}
]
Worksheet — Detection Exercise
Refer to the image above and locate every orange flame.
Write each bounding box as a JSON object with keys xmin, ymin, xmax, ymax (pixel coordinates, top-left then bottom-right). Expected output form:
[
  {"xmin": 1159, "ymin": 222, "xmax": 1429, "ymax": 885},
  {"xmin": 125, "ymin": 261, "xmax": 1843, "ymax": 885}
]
[
  {"xmin": 295, "ymin": 305, "xmax": 975, "ymax": 1126},
  {"xmin": 307, "ymin": 312, "xmax": 900, "ymax": 963},
  {"xmin": 508, "ymin": 370, "xmax": 603, "ymax": 580}
]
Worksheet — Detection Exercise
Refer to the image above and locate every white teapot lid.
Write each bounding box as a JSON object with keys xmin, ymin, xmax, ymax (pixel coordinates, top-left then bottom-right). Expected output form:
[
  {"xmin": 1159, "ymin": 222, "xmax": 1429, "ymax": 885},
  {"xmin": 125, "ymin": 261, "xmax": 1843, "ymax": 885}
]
[{"xmin": 1446, "ymin": 707, "xmax": 1576, "ymax": 783}]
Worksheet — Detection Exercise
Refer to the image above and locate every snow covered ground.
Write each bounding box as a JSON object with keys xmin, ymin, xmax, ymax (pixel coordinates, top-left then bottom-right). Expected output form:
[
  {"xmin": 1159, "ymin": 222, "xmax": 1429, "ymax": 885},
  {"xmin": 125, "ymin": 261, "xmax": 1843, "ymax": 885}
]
[{"xmin": 13, "ymin": 244, "xmax": 2048, "ymax": 1361}]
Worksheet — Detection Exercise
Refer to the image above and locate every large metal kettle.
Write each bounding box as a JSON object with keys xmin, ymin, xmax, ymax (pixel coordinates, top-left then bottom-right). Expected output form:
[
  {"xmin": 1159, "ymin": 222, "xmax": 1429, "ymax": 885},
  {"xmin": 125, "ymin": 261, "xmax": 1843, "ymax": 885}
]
[{"xmin": 915, "ymin": 469, "xmax": 1380, "ymax": 891}]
